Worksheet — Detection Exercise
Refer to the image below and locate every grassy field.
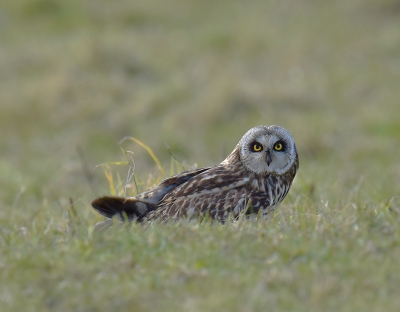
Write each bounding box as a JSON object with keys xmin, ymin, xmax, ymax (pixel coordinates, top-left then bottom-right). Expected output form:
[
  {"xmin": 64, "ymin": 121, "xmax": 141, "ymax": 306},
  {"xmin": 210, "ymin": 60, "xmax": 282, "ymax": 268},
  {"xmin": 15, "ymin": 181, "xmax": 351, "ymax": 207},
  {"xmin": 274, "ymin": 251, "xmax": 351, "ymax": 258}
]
[{"xmin": 1, "ymin": 0, "xmax": 400, "ymax": 311}]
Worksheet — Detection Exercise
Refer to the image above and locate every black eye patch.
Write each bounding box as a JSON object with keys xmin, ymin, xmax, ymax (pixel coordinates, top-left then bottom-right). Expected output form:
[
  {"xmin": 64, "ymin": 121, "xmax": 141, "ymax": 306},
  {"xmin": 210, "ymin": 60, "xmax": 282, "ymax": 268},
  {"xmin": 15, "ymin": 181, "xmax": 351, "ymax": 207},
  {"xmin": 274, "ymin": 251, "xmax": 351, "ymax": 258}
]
[
  {"xmin": 251, "ymin": 142, "xmax": 263, "ymax": 152},
  {"xmin": 273, "ymin": 141, "xmax": 285, "ymax": 151}
]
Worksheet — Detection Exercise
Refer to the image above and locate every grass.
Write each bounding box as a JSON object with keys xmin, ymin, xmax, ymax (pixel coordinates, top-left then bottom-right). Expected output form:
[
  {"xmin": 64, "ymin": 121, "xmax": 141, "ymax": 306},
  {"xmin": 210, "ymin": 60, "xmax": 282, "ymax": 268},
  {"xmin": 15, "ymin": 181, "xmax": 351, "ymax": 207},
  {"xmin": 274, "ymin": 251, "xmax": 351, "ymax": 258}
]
[{"xmin": 1, "ymin": 0, "xmax": 400, "ymax": 310}]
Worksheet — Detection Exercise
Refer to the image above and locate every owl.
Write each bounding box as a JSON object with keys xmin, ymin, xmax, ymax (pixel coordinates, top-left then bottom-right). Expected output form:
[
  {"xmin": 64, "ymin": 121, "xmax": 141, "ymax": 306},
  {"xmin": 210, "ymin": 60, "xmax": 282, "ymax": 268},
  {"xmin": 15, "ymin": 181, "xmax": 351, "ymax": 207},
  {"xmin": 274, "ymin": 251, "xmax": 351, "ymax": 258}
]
[{"xmin": 91, "ymin": 125, "xmax": 299, "ymax": 223}]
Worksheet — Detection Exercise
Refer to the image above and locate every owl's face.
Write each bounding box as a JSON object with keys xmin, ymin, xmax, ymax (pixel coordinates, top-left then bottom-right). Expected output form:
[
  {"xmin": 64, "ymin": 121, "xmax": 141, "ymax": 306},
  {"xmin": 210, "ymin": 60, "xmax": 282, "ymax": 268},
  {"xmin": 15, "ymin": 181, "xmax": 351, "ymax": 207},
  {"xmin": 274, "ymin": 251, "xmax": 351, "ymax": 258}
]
[{"xmin": 239, "ymin": 125, "xmax": 298, "ymax": 175}]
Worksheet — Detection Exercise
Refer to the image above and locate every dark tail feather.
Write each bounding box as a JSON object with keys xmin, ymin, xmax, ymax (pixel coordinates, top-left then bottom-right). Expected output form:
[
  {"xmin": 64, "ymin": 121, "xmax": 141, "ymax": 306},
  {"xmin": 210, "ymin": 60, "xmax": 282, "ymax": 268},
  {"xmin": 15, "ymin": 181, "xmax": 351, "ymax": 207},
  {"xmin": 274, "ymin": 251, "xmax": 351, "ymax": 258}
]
[{"xmin": 91, "ymin": 196, "xmax": 151, "ymax": 221}]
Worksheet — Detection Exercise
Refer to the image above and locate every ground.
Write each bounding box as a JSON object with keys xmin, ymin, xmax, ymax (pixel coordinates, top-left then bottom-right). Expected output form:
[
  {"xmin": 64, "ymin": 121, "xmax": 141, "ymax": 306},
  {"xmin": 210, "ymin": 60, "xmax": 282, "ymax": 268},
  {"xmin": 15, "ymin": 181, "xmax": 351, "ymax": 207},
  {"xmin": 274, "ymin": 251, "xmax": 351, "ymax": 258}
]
[{"xmin": 1, "ymin": 0, "xmax": 400, "ymax": 311}]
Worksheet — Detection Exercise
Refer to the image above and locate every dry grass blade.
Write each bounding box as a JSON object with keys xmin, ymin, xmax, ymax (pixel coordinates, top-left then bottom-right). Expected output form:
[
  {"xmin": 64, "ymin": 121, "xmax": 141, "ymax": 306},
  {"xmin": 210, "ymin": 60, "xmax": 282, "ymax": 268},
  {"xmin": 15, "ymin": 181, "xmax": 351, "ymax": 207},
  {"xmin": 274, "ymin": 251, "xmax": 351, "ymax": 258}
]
[{"xmin": 119, "ymin": 136, "xmax": 165, "ymax": 174}]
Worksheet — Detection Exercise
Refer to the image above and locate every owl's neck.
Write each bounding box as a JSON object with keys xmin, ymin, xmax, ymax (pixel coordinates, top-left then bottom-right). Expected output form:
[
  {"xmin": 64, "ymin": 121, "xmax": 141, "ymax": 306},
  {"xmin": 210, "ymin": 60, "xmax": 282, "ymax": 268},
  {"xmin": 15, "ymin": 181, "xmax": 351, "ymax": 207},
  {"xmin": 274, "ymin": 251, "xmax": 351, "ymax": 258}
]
[{"xmin": 220, "ymin": 144, "xmax": 241, "ymax": 167}]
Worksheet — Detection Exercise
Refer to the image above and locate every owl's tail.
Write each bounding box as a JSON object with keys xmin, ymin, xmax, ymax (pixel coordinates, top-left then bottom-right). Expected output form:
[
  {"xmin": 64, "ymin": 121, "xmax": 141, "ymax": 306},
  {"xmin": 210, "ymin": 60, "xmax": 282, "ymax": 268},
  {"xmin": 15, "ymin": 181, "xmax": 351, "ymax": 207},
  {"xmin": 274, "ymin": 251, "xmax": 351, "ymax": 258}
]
[{"xmin": 91, "ymin": 196, "xmax": 152, "ymax": 222}]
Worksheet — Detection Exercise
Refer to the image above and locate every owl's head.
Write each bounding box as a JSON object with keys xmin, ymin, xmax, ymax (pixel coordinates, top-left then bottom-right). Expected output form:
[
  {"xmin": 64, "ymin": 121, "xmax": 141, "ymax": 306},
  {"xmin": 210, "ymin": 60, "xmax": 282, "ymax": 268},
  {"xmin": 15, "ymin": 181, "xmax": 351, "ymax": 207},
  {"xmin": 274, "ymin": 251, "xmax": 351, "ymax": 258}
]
[{"xmin": 238, "ymin": 125, "xmax": 298, "ymax": 175}]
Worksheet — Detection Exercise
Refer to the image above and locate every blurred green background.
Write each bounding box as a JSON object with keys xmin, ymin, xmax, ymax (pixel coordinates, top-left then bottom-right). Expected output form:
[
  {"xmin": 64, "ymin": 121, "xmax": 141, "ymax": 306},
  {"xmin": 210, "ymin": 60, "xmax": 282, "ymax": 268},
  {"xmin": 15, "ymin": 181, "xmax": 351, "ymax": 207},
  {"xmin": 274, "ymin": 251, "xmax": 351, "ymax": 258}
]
[
  {"xmin": 1, "ymin": 0, "xmax": 399, "ymax": 206},
  {"xmin": 1, "ymin": 0, "xmax": 400, "ymax": 310}
]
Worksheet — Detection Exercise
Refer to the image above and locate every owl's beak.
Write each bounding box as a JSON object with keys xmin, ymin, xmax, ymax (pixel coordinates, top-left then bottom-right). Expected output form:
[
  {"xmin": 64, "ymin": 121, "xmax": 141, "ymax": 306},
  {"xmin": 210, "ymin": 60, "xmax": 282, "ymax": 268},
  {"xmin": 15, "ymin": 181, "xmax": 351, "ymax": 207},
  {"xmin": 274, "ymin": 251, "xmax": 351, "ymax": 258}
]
[{"xmin": 266, "ymin": 150, "xmax": 272, "ymax": 166}]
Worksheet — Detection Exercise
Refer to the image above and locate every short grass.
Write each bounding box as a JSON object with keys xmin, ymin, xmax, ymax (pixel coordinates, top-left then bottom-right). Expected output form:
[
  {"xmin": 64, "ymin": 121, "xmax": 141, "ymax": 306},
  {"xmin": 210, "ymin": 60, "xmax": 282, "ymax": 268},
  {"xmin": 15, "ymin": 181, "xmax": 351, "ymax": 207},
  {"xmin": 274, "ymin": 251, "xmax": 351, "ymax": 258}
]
[{"xmin": 1, "ymin": 0, "xmax": 400, "ymax": 311}]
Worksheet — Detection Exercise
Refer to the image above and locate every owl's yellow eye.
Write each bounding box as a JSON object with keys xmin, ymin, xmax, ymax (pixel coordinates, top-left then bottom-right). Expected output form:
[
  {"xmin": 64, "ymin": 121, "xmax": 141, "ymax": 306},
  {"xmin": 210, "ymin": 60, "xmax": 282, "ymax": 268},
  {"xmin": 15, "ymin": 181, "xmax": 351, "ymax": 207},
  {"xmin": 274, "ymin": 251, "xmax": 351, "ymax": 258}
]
[
  {"xmin": 274, "ymin": 142, "xmax": 283, "ymax": 151},
  {"xmin": 252, "ymin": 142, "xmax": 263, "ymax": 152}
]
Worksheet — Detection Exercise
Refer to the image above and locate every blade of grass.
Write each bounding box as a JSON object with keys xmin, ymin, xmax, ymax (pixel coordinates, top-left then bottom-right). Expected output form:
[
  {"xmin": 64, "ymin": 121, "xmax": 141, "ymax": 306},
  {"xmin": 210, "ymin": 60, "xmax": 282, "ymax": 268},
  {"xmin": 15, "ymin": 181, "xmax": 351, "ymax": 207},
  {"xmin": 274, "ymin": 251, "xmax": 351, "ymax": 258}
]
[{"xmin": 119, "ymin": 136, "xmax": 165, "ymax": 174}]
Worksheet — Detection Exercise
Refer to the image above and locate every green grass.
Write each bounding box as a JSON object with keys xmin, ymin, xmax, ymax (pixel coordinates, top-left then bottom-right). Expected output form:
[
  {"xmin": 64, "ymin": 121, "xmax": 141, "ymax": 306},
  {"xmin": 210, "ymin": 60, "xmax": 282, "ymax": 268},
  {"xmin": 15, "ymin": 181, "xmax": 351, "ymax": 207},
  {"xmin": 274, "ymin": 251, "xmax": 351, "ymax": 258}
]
[{"xmin": 1, "ymin": 0, "xmax": 400, "ymax": 310}]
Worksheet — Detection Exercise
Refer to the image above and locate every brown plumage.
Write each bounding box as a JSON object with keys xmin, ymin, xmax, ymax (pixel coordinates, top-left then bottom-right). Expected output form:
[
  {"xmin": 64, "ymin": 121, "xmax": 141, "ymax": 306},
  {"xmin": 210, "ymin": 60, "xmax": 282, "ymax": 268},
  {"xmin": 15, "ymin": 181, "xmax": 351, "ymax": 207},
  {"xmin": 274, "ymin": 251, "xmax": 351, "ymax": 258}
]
[{"xmin": 91, "ymin": 125, "xmax": 299, "ymax": 223}]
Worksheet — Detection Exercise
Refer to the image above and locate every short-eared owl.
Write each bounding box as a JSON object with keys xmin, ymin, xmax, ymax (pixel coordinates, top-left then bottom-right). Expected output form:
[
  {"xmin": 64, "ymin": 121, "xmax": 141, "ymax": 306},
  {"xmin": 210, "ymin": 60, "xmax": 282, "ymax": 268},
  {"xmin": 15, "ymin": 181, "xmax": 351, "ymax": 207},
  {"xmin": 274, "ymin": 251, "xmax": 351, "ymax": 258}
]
[{"xmin": 91, "ymin": 125, "xmax": 299, "ymax": 223}]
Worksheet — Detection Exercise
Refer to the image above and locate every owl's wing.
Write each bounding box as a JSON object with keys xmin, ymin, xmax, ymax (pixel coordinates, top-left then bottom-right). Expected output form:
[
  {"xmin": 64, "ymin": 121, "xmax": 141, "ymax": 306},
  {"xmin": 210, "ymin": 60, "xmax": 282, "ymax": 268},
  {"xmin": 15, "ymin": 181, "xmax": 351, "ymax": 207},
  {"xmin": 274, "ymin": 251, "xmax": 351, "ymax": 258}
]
[
  {"xmin": 136, "ymin": 167, "xmax": 211, "ymax": 204},
  {"xmin": 91, "ymin": 167, "xmax": 211, "ymax": 221},
  {"xmin": 160, "ymin": 165, "xmax": 250, "ymax": 199},
  {"xmin": 147, "ymin": 165, "xmax": 263, "ymax": 221}
]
